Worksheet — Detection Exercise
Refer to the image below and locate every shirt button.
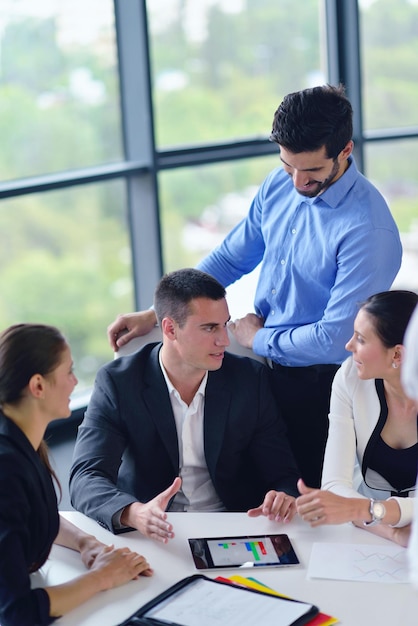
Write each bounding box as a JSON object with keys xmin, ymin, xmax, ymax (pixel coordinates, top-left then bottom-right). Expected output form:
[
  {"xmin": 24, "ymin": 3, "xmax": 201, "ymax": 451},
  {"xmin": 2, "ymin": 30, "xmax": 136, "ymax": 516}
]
[
  {"xmin": 292, "ymin": 228, "xmax": 296, "ymax": 234},
  {"xmin": 271, "ymin": 288, "xmax": 276, "ymax": 295},
  {"xmin": 271, "ymin": 310, "xmax": 275, "ymax": 315},
  {"xmin": 280, "ymin": 259, "xmax": 285, "ymax": 265}
]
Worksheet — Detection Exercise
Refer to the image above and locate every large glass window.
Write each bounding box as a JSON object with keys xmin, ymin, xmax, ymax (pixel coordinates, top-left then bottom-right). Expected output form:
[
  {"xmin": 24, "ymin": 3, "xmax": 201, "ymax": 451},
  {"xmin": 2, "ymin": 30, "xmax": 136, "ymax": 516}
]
[
  {"xmin": 1, "ymin": 0, "xmax": 417, "ymax": 419},
  {"xmin": 147, "ymin": 0, "xmax": 324, "ymax": 147},
  {"xmin": 159, "ymin": 155, "xmax": 277, "ymax": 269},
  {"xmin": 365, "ymin": 139, "xmax": 418, "ymax": 292},
  {"xmin": 0, "ymin": 180, "xmax": 133, "ymax": 401},
  {"xmin": 0, "ymin": 0, "xmax": 121, "ymax": 180},
  {"xmin": 360, "ymin": 0, "xmax": 418, "ymax": 130},
  {"xmin": 159, "ymin": 156, "xmax": 278, "ymax": 317},
  {"xmin": 0, "ymin": 0, "xmax": 127, "ymax": 406},
  {"xmin": 360, "ymin": 0, "xmax": 418, "ymax": 292}
]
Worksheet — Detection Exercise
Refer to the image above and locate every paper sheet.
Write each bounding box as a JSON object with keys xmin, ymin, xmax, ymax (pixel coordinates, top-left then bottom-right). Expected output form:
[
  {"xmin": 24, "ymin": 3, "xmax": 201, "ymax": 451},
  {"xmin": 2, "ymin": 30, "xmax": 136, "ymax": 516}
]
[{"xmin": 307, "ymin": 542, "xmax": 409, "ymax": 583}]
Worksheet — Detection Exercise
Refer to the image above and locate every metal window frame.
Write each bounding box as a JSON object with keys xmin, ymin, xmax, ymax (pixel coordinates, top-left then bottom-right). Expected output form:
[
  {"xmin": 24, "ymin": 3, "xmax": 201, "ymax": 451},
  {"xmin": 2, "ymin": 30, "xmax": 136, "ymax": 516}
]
[
  {"xmin": 325, "ymin": 0, "xmax": 418, "ymax": 171},
  {"xmin": 2, "ymin": 0, "xmax": 418, "ymax": 419}
]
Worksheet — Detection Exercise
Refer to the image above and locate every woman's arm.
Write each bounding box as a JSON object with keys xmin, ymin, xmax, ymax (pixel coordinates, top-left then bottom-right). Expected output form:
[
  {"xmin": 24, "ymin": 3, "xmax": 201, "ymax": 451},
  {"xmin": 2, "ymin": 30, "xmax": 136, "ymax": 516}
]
[
  {"xmin": 296, "ymin": 480, "xmax": 403, "ymax": 527},
  {"xmin": 47, "ymin": 515, "xmax": 153, "ymax": 618},
  {"xmin": 320, "ymin": 361, "xmax": 362, "ymax": 497},
  {"xmin": 55, "ymin": 515, "xmax": 107, "ymax": 568},
  {"xmin": 352, "ymin": 521, "xmax": 411, "ymax": 547}
]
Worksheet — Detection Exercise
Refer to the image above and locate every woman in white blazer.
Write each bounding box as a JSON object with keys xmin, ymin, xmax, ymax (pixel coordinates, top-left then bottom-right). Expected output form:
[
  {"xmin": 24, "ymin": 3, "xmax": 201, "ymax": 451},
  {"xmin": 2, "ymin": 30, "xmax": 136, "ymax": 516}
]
[{"xmin": 296, "ymin": 290, "xmax": 418, "ymax": 547}]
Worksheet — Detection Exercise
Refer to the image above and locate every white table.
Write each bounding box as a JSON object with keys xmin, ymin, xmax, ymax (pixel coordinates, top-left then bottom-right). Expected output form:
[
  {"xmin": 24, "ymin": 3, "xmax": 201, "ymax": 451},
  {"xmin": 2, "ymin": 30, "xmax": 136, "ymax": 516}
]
[{"xmin": 32, "ymin": 511, "xmax": 418, "ymax": 625}]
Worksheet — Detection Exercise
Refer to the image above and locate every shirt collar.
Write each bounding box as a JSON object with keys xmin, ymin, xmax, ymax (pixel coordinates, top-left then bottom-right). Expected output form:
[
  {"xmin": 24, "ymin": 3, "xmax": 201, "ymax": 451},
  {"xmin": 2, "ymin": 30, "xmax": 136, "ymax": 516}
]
[
  {"xmin": 158, "ymin": 347, "xmax": 208, "ymax": 400},
  {"xmin": 307, "ymin": 155, "xmax": 358, "ymax": 209}
]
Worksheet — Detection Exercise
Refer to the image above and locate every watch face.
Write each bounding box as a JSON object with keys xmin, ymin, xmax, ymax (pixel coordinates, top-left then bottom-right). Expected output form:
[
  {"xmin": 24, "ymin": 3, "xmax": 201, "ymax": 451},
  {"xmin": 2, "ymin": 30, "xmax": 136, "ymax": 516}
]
[{"xmin": 373, "ymin": 501, "xmax": 385, "ymax": 520}]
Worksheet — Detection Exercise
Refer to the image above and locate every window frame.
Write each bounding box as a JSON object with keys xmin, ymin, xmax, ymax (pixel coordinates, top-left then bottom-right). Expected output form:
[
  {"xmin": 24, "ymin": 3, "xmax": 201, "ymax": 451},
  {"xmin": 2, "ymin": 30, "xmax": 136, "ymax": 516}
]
[{"xmin": 0, "ymin": 0, "xmax": 417, "ymax": 420}]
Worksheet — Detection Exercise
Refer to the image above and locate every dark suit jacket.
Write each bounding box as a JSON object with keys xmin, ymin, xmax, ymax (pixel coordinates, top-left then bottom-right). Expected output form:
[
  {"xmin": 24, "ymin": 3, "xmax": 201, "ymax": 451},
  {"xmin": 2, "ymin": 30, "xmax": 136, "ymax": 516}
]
[
  {"xmin": 69, "ymin": 343, "xmax": 299, "ymax": 533},
  {"xmin": 0, "ymin": 412, "xmax": 59, "ymax": 626}
]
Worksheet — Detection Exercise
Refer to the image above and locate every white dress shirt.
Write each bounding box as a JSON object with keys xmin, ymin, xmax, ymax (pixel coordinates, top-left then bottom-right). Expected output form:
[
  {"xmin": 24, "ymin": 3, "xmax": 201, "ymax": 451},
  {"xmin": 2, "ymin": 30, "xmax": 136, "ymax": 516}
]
[{"xmin": 159, "ymin": 350, "xmax": 225, "ymax": 512}]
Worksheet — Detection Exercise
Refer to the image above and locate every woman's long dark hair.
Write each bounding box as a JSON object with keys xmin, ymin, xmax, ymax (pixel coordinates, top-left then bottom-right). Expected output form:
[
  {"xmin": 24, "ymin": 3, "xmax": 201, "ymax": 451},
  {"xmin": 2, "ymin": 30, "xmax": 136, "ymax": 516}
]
[{"xmin": 0, "ymin": 323, "xmax": 67, "ymax": 498}]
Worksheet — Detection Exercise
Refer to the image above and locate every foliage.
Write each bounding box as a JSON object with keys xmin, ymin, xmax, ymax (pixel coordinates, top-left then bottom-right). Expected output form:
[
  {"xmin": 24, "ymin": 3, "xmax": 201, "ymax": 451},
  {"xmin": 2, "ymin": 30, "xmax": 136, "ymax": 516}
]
[{"xmin": 0, "ymin": 0, "xmax": 417, "ymax": 389}]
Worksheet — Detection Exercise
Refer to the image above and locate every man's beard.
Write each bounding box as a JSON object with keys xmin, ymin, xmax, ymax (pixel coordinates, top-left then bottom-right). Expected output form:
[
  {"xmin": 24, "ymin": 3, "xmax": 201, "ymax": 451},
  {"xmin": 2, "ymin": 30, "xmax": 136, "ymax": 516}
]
[{"xmin": 295, "ymin": 158, "xmax": 340, "ymax": 198}]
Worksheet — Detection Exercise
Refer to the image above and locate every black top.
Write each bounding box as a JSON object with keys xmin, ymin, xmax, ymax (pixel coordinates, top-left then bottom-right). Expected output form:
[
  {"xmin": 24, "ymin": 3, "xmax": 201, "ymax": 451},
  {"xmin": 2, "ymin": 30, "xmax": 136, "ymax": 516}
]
[
  {"xmin": 0, "ymin": 412, "xmax": 59, "ymax": 626},
  {"xmin": 362, "ymin": 379, "xmax": 418, "ymax": 497},
  {"xmin": 368, "ymin": 437, "xmax": 418, "ymax": 493}
]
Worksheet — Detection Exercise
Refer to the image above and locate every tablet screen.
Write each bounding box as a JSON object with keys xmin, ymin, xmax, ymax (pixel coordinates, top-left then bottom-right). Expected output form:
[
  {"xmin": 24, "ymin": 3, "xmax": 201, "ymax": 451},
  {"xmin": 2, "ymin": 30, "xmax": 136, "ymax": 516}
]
[{"xmin": 188, "ymin": 534, "xmax": 299, "ymax": 570}]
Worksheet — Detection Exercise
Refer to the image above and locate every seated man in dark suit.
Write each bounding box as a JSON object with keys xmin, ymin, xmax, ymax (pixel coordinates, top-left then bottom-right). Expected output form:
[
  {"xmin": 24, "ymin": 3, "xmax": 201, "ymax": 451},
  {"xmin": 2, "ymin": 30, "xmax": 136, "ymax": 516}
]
[{"xmin": 69, "ymin": 268, "xmax": 300, "ymax": 543}]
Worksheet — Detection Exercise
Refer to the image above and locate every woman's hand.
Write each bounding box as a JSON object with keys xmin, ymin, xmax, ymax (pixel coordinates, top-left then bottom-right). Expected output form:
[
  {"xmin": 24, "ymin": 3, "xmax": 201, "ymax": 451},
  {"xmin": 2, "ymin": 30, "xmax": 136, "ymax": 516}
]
[
  {"xmin": 296, "ymin": 478, "xmax": 361, "ymax": 526},
  {"xmin": 91, "ymin": 545, "xmax": 153, "ymax": 590},
  {"xmin": 46, "ymin": 544, "xmax": 153, "ymax": 618}
]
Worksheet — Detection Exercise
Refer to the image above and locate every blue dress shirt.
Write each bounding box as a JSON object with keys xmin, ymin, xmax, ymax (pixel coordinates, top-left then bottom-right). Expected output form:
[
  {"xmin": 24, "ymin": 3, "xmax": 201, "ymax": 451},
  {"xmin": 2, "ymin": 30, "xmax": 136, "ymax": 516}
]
[{"xmin": 198, "ymin": 158, "xmax": 402, "ymax": 366}]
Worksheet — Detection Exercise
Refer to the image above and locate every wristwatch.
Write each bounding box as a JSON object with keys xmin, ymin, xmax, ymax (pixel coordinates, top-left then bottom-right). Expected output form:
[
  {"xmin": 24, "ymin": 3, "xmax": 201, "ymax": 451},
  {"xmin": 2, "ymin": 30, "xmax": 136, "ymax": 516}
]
[{"xmin": 363, "ymin": 498, "xmax": 386, "ymax": 526}]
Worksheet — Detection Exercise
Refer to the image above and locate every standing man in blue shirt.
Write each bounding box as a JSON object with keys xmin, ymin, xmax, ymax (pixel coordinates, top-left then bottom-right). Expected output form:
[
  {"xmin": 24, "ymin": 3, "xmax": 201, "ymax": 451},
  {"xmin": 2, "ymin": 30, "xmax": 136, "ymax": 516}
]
[{"xmin": 107, "ymin": 84, "xmax": 402, "ymax": 488}]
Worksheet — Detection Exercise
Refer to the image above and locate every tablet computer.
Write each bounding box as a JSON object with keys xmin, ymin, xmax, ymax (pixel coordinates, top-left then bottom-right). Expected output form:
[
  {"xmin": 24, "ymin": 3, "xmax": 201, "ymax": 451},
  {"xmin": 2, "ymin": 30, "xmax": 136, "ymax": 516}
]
[
  {"xmin": 118, "ymin": 574, "xmax": 319, "ymax": 626},
  {"xmin": 188, "ymin": 533, "xmax": 300, "ymax": 570}
]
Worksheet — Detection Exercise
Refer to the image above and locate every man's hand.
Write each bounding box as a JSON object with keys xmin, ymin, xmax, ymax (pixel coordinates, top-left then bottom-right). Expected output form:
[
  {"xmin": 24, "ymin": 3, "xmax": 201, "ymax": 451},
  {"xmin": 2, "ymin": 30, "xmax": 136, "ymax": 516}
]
[
  {"xmin": 247, "ymin": 490, "xmax": 296, "ymax": 523},
  {"xmin": 228, "ymin": 313, "xmax": 264, "ymax": 349},
  {"xmin": 120, "ymin": 477, "xmax": 182, "ymax": 543},
  {"xmin": 107, "ymin": 310, "xmax": 158, "ymax": 351}
]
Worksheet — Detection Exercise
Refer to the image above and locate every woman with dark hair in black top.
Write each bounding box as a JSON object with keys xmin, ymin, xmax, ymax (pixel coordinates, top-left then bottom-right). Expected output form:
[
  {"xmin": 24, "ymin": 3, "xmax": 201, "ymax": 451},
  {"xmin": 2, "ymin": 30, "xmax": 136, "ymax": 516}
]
[{"xmin": 0, "ymin": 323, "xmax": 153, "ymax": 626}]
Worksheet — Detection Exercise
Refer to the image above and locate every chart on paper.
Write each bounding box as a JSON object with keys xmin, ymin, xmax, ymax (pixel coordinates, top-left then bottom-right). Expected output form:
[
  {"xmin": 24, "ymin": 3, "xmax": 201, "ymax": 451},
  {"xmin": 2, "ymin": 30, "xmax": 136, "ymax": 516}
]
[{"xmin": 308, "ymin": 542, "xmax": 409, "ymax": 583}]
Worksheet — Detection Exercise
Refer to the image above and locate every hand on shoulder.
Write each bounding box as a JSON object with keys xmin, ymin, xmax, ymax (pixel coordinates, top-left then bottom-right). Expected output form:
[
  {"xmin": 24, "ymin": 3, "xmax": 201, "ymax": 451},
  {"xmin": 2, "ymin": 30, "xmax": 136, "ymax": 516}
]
[{"xmin": 107, "ymin": 310, "xmax": 157, "ymax": 351}]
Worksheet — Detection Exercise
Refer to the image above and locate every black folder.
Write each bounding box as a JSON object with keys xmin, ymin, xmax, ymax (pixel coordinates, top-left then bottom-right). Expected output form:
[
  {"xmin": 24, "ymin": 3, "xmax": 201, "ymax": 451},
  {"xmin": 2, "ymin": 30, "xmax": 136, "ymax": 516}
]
[{"xmin": 118, "ymin": 574, "xmax": 319, "ymax": 626}]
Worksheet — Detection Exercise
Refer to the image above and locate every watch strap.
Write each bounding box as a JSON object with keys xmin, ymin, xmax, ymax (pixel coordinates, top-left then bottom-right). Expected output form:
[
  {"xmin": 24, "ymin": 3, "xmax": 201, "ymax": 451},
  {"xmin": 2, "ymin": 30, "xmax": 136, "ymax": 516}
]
[{"xmin": 363, "ymin": 498, "xmax": 386, "ymax": 527}]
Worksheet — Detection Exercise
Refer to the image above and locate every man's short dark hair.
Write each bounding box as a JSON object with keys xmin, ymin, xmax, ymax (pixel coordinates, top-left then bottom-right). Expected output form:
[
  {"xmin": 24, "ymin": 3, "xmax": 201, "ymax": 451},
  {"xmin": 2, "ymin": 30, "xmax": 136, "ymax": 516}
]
[
  {"xmin": 154, "ymin": 268, "xmax": 226, "ymax": 327},
  {"xmin": 270, "ymin": 84, "xmax": 353, "ymax": 159}
]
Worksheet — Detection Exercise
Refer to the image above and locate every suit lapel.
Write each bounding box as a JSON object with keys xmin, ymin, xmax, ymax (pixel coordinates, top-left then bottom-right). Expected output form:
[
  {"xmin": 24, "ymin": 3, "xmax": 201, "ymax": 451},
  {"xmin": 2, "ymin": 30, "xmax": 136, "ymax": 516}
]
[
  {"xmin": 142, "ymin": 345, "xmax": 179, "ymax": 471},
  {"xmin": 203, "ymin": 371, "xmax": 231, "ymax": 473}
]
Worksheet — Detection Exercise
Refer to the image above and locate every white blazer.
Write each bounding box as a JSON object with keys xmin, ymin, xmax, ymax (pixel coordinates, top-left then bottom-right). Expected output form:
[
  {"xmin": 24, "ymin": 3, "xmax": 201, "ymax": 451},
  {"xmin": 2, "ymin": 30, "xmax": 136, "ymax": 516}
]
[{"xmin": 321, "ymin": 357, "xmax": 415, "ymax": 527}]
